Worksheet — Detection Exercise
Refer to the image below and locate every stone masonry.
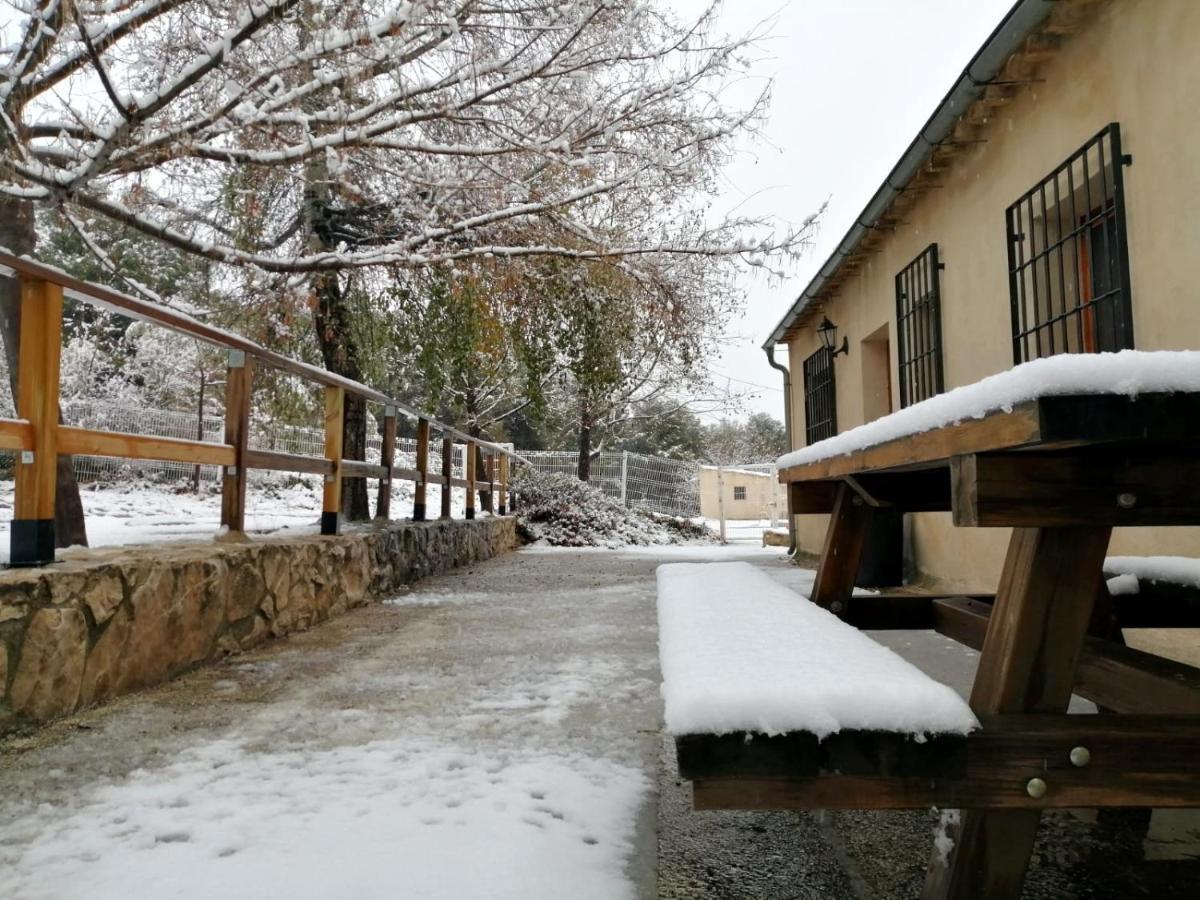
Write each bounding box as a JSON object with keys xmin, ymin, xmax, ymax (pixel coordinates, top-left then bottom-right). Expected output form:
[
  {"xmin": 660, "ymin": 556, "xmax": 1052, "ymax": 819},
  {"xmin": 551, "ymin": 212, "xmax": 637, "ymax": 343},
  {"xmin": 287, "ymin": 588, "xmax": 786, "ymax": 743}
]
[{"xmin": 0, "ymin": 517, "xmax": 517, "ymax": 734}]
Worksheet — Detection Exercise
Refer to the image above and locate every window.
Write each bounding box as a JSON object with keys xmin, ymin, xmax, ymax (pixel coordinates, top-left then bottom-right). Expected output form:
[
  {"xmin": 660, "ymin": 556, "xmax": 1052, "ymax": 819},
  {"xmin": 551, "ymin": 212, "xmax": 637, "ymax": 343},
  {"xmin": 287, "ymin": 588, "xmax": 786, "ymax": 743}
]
[
  {"xmin": 802, "ymin": 347, "xmax": 837, "ymax": 444},
  {"xmin": 733, "ymin": 486, "xmax": 747, "ymax": 501},
  {"xmin": 894, "ymin": 243, "xmax": 945, "ymax": 407},
  {"xmin": 1006, "ymin": 123, "xmax": 1134, "ymax": 364}
]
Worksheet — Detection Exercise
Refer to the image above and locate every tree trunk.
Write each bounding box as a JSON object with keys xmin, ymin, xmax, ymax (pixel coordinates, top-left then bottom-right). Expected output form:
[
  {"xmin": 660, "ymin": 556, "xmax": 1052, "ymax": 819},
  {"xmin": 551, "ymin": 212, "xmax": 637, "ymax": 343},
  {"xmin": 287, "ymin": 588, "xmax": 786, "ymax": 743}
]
[
  {"xmin": 577, "ymin": 416, "xmax": 593, "ymax": 482},
  {"xmin": 0, "ymin": 194, "xmax": 88, "ymax": 550},
  {"xmin": 312, "ymin": 271, "xmax": 370, "ymax": 521}
]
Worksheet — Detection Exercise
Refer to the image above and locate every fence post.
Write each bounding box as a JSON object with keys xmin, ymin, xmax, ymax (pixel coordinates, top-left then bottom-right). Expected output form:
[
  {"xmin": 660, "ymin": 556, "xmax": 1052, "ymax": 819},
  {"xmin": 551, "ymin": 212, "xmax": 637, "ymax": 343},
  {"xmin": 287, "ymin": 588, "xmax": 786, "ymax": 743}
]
[
  {"xmin": 220, "ymin": 350, "xmax": 253, "ymax": 535},
  {"xmin": 717, "ymin": 463, "xmax": 727, "ymax": 544},
  {"xmin": 413, "ymin": 417, "xmax": 430, "ymax": 522},
  {"xmin": 498, "ymin": 455, "xmax": 508, "ymax": 515},
  {"xmin": 441, "ymin": 435, "xmax": 453, "ymax": 518},
  {"xmin": 486, "ymin": 452, "xmax": 495, "ymax": 510},
  {"xmin": 620, "ymin": 450, "xmax": 629, "ymax": 506},
  {"xmin": 376, "ymin": 405, "xmax": 396, "ymax": 520},
  {"xmin": 10, "ymin": 275, "xmax": 63, "ymax": 566},
  {"xmin": 322, "ymin": 386, "xmax": 344, "ymax": 535},
  {"xmin": 465, "ymin": 440, "xmax": 477, "ymax": 520}
]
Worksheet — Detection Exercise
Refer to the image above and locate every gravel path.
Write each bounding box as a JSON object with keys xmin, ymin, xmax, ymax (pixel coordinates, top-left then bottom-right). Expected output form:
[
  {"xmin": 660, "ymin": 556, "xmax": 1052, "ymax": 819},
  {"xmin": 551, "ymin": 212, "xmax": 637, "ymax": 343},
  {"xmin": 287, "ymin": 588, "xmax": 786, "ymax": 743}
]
[{"xmin": 2, "ymin": 540, "xmax": 1199, "ymax": 898}]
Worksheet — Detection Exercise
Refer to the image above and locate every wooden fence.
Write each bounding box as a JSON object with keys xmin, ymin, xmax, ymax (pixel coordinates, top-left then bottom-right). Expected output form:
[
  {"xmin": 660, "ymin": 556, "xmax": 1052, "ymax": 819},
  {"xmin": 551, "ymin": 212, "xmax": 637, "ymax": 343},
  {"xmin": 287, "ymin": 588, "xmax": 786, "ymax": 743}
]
[{"xmin": 0, "ymin": 251, "xmax": 521, "ymax": 567}]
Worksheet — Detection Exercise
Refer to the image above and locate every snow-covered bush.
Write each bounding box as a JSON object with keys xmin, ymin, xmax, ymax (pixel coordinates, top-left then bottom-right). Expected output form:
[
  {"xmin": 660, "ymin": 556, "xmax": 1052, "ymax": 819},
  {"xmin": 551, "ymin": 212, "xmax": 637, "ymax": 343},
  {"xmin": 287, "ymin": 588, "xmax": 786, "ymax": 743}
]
[{"xmin": 512, "ymin": 469, "xmax": 714, "ymax": 548}]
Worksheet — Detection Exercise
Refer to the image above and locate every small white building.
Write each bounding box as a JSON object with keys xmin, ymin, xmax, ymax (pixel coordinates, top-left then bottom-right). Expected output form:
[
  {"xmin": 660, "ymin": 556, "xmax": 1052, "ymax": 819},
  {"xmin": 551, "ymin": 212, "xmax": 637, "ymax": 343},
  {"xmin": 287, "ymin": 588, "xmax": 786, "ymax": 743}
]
[{"xmin": 698, "ymin": 466, "xmax": 786, "ymax": 522}]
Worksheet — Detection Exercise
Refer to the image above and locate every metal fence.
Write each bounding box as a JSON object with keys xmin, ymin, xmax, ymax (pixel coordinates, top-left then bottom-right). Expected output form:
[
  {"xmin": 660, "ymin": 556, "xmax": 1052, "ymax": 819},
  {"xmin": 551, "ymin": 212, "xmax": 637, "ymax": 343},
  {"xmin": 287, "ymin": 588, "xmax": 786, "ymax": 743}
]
[{"xmin": 521, "ymin": 450, "xmax": 701, "ymax": 517}]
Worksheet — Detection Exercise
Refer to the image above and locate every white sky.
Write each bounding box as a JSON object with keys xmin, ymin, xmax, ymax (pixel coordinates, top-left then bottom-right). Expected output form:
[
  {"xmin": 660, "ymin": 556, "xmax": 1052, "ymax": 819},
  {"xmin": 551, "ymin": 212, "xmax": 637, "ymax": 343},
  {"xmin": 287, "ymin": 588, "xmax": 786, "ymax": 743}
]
[{"xmin": 672, "ymin": 0, "xmax": 1015, "ymax": 421}]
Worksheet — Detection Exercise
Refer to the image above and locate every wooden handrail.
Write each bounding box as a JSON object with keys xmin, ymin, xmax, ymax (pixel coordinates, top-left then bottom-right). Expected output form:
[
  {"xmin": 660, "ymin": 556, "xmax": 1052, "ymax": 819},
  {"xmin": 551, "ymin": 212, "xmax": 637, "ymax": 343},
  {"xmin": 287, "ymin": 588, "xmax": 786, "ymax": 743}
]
[{"xmin": 0, "ymin": 250, "xmax": 526, "ymax": 462}]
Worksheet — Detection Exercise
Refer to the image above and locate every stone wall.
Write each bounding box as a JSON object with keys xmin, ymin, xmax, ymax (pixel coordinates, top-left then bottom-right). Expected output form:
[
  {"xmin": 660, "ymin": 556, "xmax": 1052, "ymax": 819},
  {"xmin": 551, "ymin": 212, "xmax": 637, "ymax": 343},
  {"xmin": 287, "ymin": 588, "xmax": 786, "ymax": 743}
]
[{"xmin": 0, "ymin": 517, "xmax": 517, "ymax": 733}]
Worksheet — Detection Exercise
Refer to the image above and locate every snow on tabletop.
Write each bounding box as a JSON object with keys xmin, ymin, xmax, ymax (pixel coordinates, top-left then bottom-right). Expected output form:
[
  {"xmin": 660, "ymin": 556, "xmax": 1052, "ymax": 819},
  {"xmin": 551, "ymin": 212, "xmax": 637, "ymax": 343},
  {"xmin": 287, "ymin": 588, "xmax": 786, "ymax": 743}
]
[
  {"xmin": 656, "ymin": 562, "xmax": 978, "ymax": 739},
  {"xmin": 777, "ymin": 350, "xmax": 1200, "ymax": 469},
  {"xmin": 1104, "ymin": 556, "xmax": 1200, "ymax": 589}
]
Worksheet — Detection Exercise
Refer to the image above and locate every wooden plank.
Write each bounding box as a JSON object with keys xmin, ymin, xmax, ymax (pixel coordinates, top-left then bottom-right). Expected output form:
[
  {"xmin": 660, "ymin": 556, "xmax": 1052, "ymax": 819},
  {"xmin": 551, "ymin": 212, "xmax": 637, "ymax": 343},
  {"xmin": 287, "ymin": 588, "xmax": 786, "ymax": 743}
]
[
  {"xmin": 376, "ymin": 407, "xmax": 396, "ymax": 520},
  {"xmin": 465, "ymin": 440, "xmax": 477, "ymax": 520},
  {"xmin": 0, "ymin": 417, "xmax": 33, "ymax": 451},
  {"xmin": 685, "ymin": 715, "xmax": 1200, "ymax": 811},
  {"xmin": 322, "ymin": 386, "xmax": 344, "ymax": 535},
  {"xmin": 498, "ymin": 454, "xmax": 509, "ymax": 515},
  {"xmin": 244, "ymin": 449, "xmax": 334, "ymax": 477},
  {"xmin": 413, "ymin": 418, "xmax": 430, "ymax": 522},
  {"xmin": 923, "ymin": 525, "xmax": 1112, "ymax": 900},
  {"xmin": 441, "ymin": 437, "xmax": 453, "ymax": 519},
  {"xmin": 11, "ymin": 276, "xmax": 63, "ymax": 566},
  {"xmin": 779, "ymin": 402, "xmax": 1042, "ymax": 482},
  {"xmin": 931, "ymin": 597, "xmax": 1200, "ymax": 715},
  {"xmin": 220, "ymin": 352, "xmax": 253, "ymax": 532},
  {"xmin": 59, "ymin": 427, "xmax": 236, "ymax": 467},
  {"xmin": 341, "ymin": 459, "xmax": 388, "ymax": 479},
  {"xmin": 953, "ymin": 450, "xmax": 1200, "ymax": 527},
  {"xmin": 809, "ymin": 483, "xmax": 874, "ymax": 616}
]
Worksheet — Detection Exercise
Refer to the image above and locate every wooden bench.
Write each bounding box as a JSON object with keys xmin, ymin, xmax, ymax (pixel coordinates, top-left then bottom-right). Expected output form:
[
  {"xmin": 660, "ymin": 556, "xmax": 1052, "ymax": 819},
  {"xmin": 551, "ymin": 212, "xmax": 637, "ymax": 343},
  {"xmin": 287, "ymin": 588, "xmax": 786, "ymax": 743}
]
[{"xmin": 669, "ymin": 359, "xmax": 1200, "ymax": 899}]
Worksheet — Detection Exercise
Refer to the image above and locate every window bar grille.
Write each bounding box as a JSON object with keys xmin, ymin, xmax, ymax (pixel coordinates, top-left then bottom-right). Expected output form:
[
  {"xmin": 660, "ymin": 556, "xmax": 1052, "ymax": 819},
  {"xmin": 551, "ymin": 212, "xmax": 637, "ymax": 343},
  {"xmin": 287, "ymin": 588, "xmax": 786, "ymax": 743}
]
[
  {"xmin": 802, "ymin": 346, "xmax": 837, "ymax": 445},
  {"xmin": 1006, "ymin": 123, "xmax": 1134, "ymax": 364},
  {"xmin": 895, "ymin": 243, "xmax": 945, "ymax": 408}
]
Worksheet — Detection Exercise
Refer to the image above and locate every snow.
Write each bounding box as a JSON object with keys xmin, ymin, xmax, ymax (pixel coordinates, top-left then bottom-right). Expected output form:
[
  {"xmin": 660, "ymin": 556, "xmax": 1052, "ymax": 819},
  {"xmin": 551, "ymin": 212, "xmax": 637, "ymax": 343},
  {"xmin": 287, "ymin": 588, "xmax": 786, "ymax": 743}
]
[
  {"xmin": 656, "ymin": 561, "xmax": 978, "ymax": 738},
  {"xmin": 778, "ymin": 350, "xmax": 1200, "ymax": 468},
  {"xmin": 0, "ymin": 738, "xmax": 644, "ymax": 900},
  {"xmin": 0, "ymin": 479, "xmax": 468, "ymax": 564},
  {"xmin": 1104, "ymin": 556, "xmax": 1200, "ymax": 590}
]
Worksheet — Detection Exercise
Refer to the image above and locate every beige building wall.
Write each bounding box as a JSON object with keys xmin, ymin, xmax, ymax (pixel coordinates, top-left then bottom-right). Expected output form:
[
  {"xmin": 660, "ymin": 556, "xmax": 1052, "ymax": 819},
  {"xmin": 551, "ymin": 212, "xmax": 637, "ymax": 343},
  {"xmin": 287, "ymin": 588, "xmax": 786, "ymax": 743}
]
[
  {"xmin": 699, "ymin": 467, "xmax": 786, "ymax": 522},
  {"xmin": 785, "ymin": 0, "xmax": 1200, "ymax": 591}
]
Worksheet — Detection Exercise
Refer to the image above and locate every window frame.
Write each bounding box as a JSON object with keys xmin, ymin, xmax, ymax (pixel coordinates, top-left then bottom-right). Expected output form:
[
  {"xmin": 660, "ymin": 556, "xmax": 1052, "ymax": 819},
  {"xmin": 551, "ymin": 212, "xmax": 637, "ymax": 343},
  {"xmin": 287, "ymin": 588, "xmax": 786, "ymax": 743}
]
[
  {"xmin": 802, "ymin": 346, "xmax": 837, "ymax": 445},
  {"xmin": 894, "ymin": 243, "xmax": 946, "ymax": 408},
  {"xmin": 1005, "ymin": 123, "xmax": 1134, "ymax": 364},
  {"xmin": 733, "ymin": 485, "xmax": 746, "ymax": 501}
]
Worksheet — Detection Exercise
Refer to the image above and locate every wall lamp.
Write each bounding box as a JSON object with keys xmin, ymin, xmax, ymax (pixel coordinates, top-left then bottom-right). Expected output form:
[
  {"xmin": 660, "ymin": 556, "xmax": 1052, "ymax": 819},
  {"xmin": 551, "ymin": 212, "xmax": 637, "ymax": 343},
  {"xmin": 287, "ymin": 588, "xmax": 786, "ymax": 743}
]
[{"xmin": 817, "ymin": 316, "xmax": 849, "ymax": 357}]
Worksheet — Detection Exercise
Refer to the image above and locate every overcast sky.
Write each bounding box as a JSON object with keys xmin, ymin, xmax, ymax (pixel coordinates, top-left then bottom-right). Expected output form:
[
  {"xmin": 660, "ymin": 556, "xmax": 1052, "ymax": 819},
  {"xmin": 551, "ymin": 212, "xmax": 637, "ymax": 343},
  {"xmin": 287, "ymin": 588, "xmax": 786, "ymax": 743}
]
[{"xmin": 670, "ymin": 0, "xmax": 1015, "ymax": 422}]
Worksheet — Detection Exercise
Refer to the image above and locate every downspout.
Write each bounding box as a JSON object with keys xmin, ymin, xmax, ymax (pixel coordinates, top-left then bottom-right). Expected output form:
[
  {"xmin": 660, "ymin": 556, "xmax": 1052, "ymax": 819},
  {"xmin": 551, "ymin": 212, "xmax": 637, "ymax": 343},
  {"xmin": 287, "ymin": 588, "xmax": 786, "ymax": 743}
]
[{"xmin": 764, "ymin": 344, "xmax": 797, "ymax": 555}]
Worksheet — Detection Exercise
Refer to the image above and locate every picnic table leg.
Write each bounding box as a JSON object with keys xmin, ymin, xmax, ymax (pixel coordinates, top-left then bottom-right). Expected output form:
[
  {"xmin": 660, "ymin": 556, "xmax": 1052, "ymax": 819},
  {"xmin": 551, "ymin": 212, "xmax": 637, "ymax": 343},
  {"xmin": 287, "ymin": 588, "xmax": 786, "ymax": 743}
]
[
  {"xmin": 922, "ymin": 525, "xmax": 1112, "ymax": 900},
  {"xmin": 809, "ymin": 482, "xmax": 874, "ymax": 616}
]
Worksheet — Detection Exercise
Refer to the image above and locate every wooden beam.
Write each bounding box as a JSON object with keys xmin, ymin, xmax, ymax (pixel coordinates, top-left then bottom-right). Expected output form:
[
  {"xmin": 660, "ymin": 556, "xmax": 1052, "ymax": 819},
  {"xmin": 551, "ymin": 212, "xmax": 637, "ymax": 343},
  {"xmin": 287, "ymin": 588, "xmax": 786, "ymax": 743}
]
[
  {"xmin": 464, "ymin": 440, "xmax": 477, "ymax": 520},
  {"xmin": 59, "ymin": 427, "xmax": 236, "ymax": 467},
  {"xmin": 684, "ymin": 715, "xmax": 1200, "ymax": 811},
  {"xmin": 932, "ymin": 597, "xmax": 1200, "ymax": 715},
  {"xmin": 498, "ymin": 454, "xmax": 509, "ymax": 515},
  {"xmin": 953, "ymin": 451, "xmax": 1200, "ymax": 527},
  {"xmin": 376, "ymin": 406, "xmax": 396, "ymax": 520},
  {"xmin": 810, "ymin": 483, "xmax": 874, "ymax": 616},
  {"xmin": 440, "ymin": 436, "xmax": 453, "ymax": 519},
  {"xmin": 244, "ymin": 449, "xmax": 334, "ymax": 477},
  {"xmin": 0, "ymin": 417, "xmax": 33, "ymax": 451},
  {"xmin": 11, "ymin": 275, "xmax": 63, "ymax": 566},
  {"xmin": 413, "ymin": 418, "xmax": 430, "ymax": 522},
  {"xmin": 220, "ymin": 351, "xmax": 253, "ymax": 533},
  {"xmin": 341, "ymin": 460, "xmax": 389, "ymax": 480},
  {"xmin": 789, "ymin": 468, "xmax": 952, "ymax": 514},
  {"xmin": 924, "ymin": 526, "xmax": 1112, "ymax": 900},
  {"xmin": 322, "ymin": 386, "xmax": 344, "ymax": 535}
]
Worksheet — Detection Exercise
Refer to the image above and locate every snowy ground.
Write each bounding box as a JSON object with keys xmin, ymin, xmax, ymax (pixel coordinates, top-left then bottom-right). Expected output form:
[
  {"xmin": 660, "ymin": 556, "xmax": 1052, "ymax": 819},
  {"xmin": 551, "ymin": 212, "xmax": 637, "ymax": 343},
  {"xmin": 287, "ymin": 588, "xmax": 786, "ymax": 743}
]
[
  {"xmin": 0, "ymin": 542, "xmax": 781, "ymax": 900},
  {"xmin": 0, "ymin": 478, "xmax": 469, "ymax": 564}
]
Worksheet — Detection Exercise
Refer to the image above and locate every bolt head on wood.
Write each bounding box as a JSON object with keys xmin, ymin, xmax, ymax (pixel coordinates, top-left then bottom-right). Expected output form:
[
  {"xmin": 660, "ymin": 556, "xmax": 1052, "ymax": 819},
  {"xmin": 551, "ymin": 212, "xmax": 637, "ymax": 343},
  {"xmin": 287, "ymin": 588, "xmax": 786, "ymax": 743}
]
[
  {"xmin": 1117, "ymin": 492, "xmax": 1137, "ymax": 509},
  {"xmin": 1069, "ymin": 746, "xmax": 1091, "ymax": 768},
  {"xmin": 830, "ymin": 600, "xmax": 844, "ymax": 614},
  {"xmin": 1026, "ymin": 777, "xmax": 1048, "ymax": 799}
]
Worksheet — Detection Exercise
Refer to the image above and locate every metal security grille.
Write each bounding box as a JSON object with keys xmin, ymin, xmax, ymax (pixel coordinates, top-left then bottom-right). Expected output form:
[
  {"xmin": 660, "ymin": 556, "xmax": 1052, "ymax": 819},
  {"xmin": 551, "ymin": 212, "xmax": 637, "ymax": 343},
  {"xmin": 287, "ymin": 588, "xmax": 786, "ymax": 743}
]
[
  {"xmin": 802, "ymin": 347, "xmax": 837, "ymax": 445},
  {"xmin": 733, "ymin": 485, "xmax": 746, "ymax": 500},
  {"xmin": 895, "ymin": 243, "xmax": 945, "ymax": 407},
  {"xmin": 1006, "ymin": 123, "xmax": 1134, "ymax": 364}
]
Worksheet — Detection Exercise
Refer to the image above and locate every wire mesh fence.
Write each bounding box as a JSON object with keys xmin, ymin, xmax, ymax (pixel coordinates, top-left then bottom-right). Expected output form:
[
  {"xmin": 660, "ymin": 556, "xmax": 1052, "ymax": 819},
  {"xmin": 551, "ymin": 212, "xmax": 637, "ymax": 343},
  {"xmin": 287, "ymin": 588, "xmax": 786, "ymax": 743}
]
[{"xmin": 520, "ymin": 450, "xmax": 701, "ymax": 517}]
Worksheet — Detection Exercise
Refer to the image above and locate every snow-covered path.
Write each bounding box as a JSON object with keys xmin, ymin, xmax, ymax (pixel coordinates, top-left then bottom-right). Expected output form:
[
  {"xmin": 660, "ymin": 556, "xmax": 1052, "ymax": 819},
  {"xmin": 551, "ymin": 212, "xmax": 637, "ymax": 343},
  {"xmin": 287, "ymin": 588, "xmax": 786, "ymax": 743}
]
[{"xmin": 0, "ymin": 543, "xmax": 778, "ymax": 900}]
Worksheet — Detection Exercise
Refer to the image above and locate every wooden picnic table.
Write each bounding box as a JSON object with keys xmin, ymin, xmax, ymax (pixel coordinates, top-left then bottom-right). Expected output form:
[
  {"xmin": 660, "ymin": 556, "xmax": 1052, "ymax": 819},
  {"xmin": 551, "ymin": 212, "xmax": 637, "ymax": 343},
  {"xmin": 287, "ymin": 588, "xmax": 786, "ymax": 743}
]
[{"xmin": 686, "ymin": 391, "xmax": 1200, "ymax": 899}]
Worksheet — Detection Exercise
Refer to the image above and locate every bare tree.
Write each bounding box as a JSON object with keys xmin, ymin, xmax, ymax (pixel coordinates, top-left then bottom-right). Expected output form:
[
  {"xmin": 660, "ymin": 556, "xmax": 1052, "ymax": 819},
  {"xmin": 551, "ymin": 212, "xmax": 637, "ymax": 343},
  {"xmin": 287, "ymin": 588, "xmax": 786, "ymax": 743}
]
[{"xmin": 1, "ymin": 0, "xmax": 818, "ymax": 526}]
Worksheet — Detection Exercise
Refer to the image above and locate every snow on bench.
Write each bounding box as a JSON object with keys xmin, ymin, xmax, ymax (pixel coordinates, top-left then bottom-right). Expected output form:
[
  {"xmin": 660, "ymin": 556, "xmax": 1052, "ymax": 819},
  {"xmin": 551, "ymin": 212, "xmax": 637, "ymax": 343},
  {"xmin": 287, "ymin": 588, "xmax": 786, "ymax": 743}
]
[
  {"xmin": 656, "ymin": 561, "xmax": 978, "ymax": 739},
  {"xmin": 1105, "ymin": 556, "xmax": 1200, "ymax": 596},
  {"xmin": 777, "ymin": 350, "xmax": 1200, "ymax": 469}
]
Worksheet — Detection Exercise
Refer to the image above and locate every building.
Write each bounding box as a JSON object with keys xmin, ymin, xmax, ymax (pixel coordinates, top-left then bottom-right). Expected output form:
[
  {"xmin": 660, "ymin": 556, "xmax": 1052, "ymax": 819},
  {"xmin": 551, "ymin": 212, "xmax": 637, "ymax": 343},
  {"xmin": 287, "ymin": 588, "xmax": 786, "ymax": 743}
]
[
  {"xmin": 764, "ymin": 0, "xmax": 1200, "ymax": 591},
  {"xmin": 698, "ymin": 466, "xmax": 787, "ymax": 523}
]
